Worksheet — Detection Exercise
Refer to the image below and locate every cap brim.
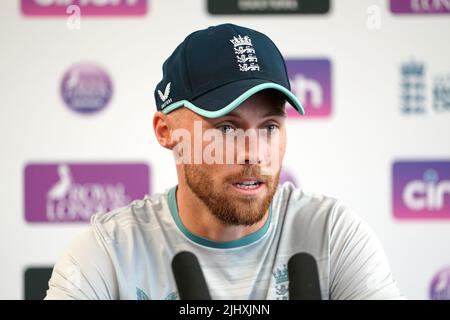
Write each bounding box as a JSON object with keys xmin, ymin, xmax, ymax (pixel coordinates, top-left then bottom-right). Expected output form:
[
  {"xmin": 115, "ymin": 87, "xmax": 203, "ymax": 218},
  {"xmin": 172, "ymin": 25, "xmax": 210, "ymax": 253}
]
[{"xmin": 161, "ymin": 79, "xmax": 304, "ymax": 118}]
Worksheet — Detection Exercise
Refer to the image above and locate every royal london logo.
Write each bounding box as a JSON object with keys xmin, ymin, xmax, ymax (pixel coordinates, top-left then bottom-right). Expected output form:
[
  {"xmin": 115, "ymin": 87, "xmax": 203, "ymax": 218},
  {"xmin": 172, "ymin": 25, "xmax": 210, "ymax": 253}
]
[
  {"xmin": 390, "ymin": 0, "xmax": 450, "ymax": 14},
  {"xmin": 158, "ymin": 82, "xmax": 172, "ymax": 109},
  {"xmin": 272, "ymin": 264, "xmax": 289, "ymax": 300},
  {"xmin": 230, "ymin": 35, "xmax": 260, "ymax": 72},
  {"xmin": 24, "ymin": 162, "xmax": 150, "ymax": 223}
]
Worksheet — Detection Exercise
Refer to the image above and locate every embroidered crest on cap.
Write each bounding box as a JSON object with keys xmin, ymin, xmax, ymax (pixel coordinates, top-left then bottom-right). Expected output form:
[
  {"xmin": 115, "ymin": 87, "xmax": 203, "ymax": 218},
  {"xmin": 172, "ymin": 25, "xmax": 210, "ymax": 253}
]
[{"xmin": 230, "ymin": 35, "xmax": 260, "ymax": 72}]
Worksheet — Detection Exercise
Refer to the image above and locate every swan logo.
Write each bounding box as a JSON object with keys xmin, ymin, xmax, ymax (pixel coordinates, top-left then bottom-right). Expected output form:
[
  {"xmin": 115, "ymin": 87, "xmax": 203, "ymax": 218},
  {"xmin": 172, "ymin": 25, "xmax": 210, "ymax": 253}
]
[
  {"xmin": 285, "ymin": 59, "xmax": 332, "ymax": 118},
  {"xmin": 393, "ymin": 161, "xmax": 450, "ymax": 219},
  {"xmin": 21, "ymin": 0, "xmax": 148, "ymax": 16},
  {"xmin": 430, "ymin": 267, "xmax": 450, "ymax": 300},
  {"xmin": 61, "ymin": 63, "xmax": 113, "ymax": 114},
  {"xmin": 24, "ymin": 163, "xmax": 150, "ymax": 222}
]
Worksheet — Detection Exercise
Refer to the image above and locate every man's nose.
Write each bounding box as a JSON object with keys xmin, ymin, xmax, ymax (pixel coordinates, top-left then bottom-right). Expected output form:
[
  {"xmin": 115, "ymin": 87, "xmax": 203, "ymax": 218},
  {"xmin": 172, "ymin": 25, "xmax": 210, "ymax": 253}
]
[
  {"xmin": 238, "ymin": 133, "xmax": 264, "ymax": 165},
  {"xmin": 243, "ymin": 159, "xmax": 262, "ymax": 165}
]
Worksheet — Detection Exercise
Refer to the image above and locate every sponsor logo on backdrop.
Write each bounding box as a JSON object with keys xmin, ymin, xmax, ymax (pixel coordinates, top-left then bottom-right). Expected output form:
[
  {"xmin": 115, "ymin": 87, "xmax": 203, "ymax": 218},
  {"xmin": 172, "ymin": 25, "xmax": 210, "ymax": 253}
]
[
  {"xmin": 21, "ymin": 0, "xmax": 147, "ymax": 16},
  {"xmin": 61, "ymin": 63, "xmax": 113, "ymax": 114},
  {"xmin": 390, "ymin": 0, "xmax": 450, "ymax": 14},
  {"xmin": 400, "ymin": 61, "xmax": 426, "ymax": 113},
  {"xmin": 434, "ymin": 75, "xmax": 450, "ymax": 111},
  {"xmin": 430, "ymin": 266, "xmax": 450, "ymax": 300},
  {"xmin": 280, "ymin": 168, "xmax": 297, "ymax": 186},
  {"xmin": 392, "ymin": 161, "xmax": 450, "ymax": 219},
  {"xmin": 24, "ymin": 267, "xmax": 54, "ymax": 300},
  {"xmin": 207, "ymin": 0, "xmax": 330, "ymax": 15},
  {"xmin": 285, "ymin": 59, "xmax": 332, "ymax": 118},
  {"xmin": 400, "ymin": 60, "xmax": 450, "ymax": 114},
  {"xmin": 24, "ymin": 163, "xmax": 150, "ymax": 223}
]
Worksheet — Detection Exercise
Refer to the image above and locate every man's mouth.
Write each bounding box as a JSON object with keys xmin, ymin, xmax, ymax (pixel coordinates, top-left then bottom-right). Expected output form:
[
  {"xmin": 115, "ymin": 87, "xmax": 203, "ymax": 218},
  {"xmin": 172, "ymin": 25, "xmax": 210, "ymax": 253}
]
[
  {"xmin": 230, "ymin": 178, "xmax": 266, "ymax": 194},
  {"xmin": 233, "ymin": 180, "xmax": 263, "ymax": 189}
]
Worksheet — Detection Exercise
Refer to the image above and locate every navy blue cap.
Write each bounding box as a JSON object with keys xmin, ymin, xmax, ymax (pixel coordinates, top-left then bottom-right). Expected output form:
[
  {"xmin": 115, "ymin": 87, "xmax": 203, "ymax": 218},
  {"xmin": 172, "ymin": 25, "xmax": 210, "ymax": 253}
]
[{"xmin": 154, "ymin": 23, "xmax": 304, "ymax": 118}]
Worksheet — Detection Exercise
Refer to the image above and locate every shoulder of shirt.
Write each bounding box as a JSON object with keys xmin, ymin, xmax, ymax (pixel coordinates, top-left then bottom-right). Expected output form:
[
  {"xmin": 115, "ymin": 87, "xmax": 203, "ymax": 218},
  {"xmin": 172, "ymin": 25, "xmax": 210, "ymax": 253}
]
[
  {"xmin": 276, "ymin": 182, "xmax": 363, "ymax": 226},
  {"xmin": 276, "ymin": 181, "xmax": 340, "ymax": 211},
  {"xmin": 89, "ymin": 188, "xmax": 171, "ymax": 242}
]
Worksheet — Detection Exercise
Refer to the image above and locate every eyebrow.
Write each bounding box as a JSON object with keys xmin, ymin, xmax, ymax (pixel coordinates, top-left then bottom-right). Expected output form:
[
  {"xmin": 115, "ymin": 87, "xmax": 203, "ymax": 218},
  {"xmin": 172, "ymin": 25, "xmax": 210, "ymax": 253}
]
[{"xmin": 226, "ymin": 108, "xmax": 286, "ymax": 118}]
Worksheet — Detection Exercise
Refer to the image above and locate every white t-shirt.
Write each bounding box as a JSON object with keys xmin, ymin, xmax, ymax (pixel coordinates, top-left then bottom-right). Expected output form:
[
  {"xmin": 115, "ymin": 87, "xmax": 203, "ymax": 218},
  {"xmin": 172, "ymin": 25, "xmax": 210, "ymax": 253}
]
[{"xmin": 45, "ymin": 182, "xmax": 403, "ymax": 300}]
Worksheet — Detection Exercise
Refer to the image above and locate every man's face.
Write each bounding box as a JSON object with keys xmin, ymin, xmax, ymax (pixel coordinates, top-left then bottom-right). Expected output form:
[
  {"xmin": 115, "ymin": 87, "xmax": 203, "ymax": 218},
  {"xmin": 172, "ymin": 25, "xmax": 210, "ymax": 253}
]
[{"xmin": 171, "ymin": 90, "xmax": 287, "ymax": 226}]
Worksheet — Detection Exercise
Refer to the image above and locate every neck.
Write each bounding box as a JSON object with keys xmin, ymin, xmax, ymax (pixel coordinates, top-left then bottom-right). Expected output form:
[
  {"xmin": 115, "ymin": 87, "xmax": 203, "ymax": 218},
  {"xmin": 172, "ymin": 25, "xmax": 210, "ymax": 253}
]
[{"xmin": 175, "ymin": 181, "xmax": 270, "ymax": 243}]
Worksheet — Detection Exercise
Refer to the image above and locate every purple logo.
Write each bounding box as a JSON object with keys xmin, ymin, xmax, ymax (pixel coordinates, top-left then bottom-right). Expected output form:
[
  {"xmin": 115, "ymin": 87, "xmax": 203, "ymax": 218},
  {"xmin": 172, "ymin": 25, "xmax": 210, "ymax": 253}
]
[
  {"xmin": 390, "ymin": 0, "xmax": 450, "ymax": 14},
  {"xmin": 24, "ymin": 163, "xmax": 150, "ymax": 223},
  {"xmin": 22, "ymin": 0, "xmax": 147, "ymax": 16},
  {"xmin": 430, "ymin": 267, "xmax": 450, "ymax": 300},
  {"xmin": 280, "ymin": 168, "xmax": 297, "ymax": 186},
  {"xmin": 393, "ymin": 161, "xmax": 450, "ymax": 220},
  {"xmin": 285, "ymin": 59, "xmax": 332, "ymax": 118},
  {"xmin": 61, "ymin": 63, "xmax": 113, "ymax": 114}
]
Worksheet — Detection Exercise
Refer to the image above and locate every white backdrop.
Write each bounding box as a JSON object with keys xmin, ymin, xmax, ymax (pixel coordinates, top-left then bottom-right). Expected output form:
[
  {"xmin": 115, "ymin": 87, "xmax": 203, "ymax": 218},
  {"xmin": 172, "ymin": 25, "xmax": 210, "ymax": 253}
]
[{"xmin": 0, "ymin": 0, "xmax": 449, "ymax": 299}]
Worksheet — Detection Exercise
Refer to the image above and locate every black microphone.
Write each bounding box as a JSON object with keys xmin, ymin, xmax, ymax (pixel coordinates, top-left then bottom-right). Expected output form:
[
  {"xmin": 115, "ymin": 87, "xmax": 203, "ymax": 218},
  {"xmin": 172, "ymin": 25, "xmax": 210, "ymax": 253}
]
[
  {"xmin": 288, "ymin": 252, "xmax": 322, "ymax": 300},
  {"xmin": 171, "ymin": 251, "xmax": 212, "ymax": 300}
]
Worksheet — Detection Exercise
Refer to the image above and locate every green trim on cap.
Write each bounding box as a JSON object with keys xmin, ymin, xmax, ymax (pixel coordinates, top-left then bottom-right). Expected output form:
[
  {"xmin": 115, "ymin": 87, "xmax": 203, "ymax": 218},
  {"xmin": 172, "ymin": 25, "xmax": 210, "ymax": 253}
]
[
  {"xmin": 167, "ymin": 185, "xmax": 272, "ymax": 249},
  {"xmin": 161, "ymin": 83, "xmax": 304, "ymax": 118}
]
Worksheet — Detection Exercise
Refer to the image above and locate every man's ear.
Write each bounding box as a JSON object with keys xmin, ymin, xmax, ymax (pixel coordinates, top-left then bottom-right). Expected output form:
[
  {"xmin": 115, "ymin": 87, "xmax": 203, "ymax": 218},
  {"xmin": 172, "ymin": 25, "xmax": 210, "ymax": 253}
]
[{"xmin": 153, "ymin": 111, "xmax": 177, "ymax": 150}]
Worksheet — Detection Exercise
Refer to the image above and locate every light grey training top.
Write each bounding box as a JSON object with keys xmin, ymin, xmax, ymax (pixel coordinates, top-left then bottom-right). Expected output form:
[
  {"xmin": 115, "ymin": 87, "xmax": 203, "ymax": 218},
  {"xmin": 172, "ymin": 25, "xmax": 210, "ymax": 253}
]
[{"xmin": 45, "ymin": 182, "xmax": 403, "ymax": 300}]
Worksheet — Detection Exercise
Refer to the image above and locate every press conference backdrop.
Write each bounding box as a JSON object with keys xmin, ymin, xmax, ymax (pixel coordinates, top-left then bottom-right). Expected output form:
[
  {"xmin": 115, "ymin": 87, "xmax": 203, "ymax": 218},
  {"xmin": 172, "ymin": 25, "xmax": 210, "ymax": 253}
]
[{"xmin": 0, "ymin": 0, "xmax": 449, "ymax": 300}]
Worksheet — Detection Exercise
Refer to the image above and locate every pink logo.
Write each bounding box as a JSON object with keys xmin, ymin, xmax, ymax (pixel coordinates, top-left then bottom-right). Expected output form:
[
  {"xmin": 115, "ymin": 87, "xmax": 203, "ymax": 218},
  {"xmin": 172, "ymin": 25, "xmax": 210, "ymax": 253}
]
[
  {"xmin": 61, "ymin": 63, "xmax": 113, "ymax": 114},
  {"xmin": 430, "ymin": 267, "xmax": 450, "ymax": 300},
  {"xmin": 24, "ymin": 163, "xmax": 150, "ymax": 223},
  {"xmin": 21, "ymin": 0, "xmax": 148, "ymax": 16},
  {"xmin": 390, "ymin": 0, "xmax": 450, "ymax": 14},
  {"xmin": 393, "ymin": 161, "xmax": 450, "ymax": 220},
  {"xmin": 285, "ymin": 59, "xmax": 332, "ymax": 118}
]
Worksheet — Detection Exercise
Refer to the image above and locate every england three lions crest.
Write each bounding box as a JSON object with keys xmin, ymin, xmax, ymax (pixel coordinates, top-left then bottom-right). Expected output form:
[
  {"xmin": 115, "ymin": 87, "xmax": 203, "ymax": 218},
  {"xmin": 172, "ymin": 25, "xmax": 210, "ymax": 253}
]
[{"xmin": 230, "ymin": 35, "xmax": 260, "ymax": 72}]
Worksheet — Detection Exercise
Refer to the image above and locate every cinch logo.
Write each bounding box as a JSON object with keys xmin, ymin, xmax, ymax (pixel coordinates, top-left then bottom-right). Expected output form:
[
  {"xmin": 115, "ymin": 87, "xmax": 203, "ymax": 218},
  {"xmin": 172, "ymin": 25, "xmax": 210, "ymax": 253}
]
[
  {"xmin": 430, "ymin": 266, "xmax": 450, "ymax": 300},
  {"xmin": 390, "ymin": 0, "xmax": 450, "ymax": 14},
  {"xmin": 24, "ymin": 163, "xmax": 150, "ymax": 223},
  {"xmin": 61, "ymin": 63, "xmax": 113, "ymax": 114},
  {"xmin": 21, "ymin": 0, "xmax": 147, "ymax": 16},
  {"xmin": 285, "ymin": 59, "xmax": 332, "ymax": 118},
  {"xmin": 392, "ymin": 161, "xmax": 450, "ymax": 220}
]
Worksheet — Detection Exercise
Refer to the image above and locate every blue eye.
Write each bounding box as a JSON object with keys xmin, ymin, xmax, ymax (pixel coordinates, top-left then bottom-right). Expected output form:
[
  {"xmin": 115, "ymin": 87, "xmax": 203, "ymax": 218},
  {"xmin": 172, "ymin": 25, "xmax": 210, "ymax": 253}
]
[
  {"xmin": 217, "ymin": 124, "xmax": 235, "ymax": 134},
  {"xmin": 267, "ymin": 124, "xmax": 279, "ymax": 133}
]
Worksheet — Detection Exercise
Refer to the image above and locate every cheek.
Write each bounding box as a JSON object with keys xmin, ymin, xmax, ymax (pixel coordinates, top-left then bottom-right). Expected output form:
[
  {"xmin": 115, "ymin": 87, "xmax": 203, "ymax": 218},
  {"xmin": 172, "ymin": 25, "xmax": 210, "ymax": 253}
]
[
  {"xmin": 279, "ymin": 131, "xmax": 287, "ymax": 160},
  {"xmin": 265, "ymin": 131, "xmax": 286, "ymax": 160},
  {"xmin": 209, "ymin": 164, "xmax": 235, "ymax": 178}
]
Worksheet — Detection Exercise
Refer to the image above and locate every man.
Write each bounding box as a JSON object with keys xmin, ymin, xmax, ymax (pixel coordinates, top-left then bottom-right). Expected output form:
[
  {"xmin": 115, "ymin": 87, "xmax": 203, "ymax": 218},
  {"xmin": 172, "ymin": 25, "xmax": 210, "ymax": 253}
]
[{"xmin": 45, "ymin": 23, "xmax": 403, "ymax": 300}]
